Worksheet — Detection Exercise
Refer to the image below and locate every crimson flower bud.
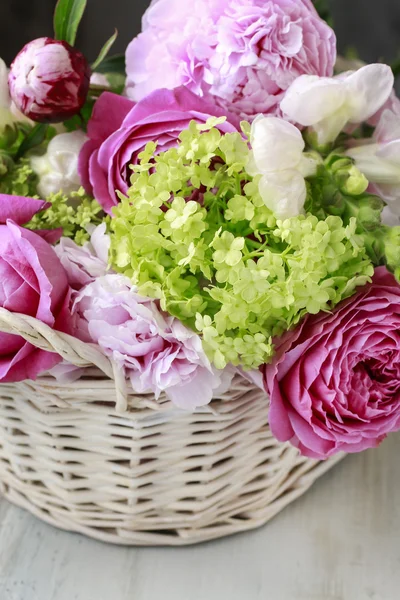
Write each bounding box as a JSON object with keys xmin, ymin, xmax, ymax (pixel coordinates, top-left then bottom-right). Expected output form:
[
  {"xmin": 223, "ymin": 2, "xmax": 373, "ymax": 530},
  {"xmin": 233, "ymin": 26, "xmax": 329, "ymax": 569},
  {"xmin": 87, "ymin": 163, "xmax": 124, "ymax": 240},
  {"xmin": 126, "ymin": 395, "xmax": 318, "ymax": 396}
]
[{"xmin": 8, "ymin": 37, "xmax": 91, "ymax": 123}]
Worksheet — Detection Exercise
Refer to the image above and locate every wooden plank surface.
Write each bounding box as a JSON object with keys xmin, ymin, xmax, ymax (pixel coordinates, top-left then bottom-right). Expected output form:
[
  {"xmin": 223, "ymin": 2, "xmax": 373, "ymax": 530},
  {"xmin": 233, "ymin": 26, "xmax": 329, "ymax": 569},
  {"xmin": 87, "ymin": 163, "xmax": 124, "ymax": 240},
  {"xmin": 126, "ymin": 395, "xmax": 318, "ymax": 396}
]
[{"xmin": 0, "ymin": 434, "xmax": 399, "ymax": 600}]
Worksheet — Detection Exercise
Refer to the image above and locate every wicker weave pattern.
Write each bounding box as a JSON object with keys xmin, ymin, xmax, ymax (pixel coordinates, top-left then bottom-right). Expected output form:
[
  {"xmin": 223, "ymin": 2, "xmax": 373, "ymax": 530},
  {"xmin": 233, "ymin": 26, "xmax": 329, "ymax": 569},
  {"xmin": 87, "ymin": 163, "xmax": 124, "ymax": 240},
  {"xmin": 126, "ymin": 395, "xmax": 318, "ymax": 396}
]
[{"xmin": 0, "ymin": 309, "xmax": 342, "ymax": 545}]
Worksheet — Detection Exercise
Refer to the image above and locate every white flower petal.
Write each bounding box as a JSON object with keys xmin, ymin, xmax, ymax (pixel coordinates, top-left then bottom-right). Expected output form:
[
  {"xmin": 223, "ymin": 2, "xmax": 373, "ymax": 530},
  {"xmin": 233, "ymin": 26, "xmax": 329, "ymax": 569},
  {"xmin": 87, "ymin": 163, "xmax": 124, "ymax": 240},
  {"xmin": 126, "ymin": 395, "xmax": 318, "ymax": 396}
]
[
  {"xmin": 313, "ymin": 109, "xmax": 351, "ymax": 146},
  {"xmin": 346, "ymin": 64, "xmax": 394, "ymax": 123},
  {"xmin": 376, "ymin": 184, "xmax": 400, "ymax": 205},
  {"xmin": 377, "ymin": 139, "xmax": 400, "ymax": 165},
  {"xmin": 381, "ymin": 205, "xmax": 400, "ymax": 226},
  {"xmin": 31, "ymin": 131, "xmax": 87, "ymax": 198},
  {"xmin": 250, "ymin": 115, "xmax": 305, "ymax": 173},
  {"xmin": 258, "ymin": 170, "xmax": 307, "ymax": 219},
  {"xmin": 347, "ymin": 143, "xmax": 400, "ymax": 185},
  {"xmin": 280, "ymin": 75, "xmax": 346, "ymax": 126},
  {"xmin": 375, "ymin": 109, "xmax": 400, "ymax": 143}
]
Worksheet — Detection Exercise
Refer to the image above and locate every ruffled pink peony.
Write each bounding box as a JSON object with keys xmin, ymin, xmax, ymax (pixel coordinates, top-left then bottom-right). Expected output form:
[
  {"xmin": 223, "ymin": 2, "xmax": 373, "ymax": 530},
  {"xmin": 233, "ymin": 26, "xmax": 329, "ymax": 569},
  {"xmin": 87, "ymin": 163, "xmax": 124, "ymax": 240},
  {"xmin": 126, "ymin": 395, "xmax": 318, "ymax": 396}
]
[
  {"xmin": 264, "ymin": 267, "xmax": 400, "ymax": 458},
  {"xmin": 73, "ymin": 274, "xmax": 232, "ymax": 409},
  {"xmin": 0, "ymin": 194, "xmax": 72, "ymax": 382},
  {"xmin": 55, "ymin": 224, "xmax": 111, "ymax": 290},
  {"xmin": 126, "ymin": 0, "xmax": 336, "ymax": 120},
  {"xmin": 9, "ymin": 38, "xmax": 90, "ymax": 123},
  {"xmin": 78, "ymin": 86, "xmax": 240, "ymax": 214}
]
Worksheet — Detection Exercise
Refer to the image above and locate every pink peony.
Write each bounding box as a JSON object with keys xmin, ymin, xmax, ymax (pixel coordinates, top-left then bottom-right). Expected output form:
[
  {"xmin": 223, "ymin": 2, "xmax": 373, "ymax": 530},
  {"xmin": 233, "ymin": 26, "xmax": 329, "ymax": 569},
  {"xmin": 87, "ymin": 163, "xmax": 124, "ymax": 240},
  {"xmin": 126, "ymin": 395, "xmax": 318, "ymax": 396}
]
[
  {"xmin": 9, "ymin": 38, "xmax": 90, "ymax": 123},
  {"xmin": 78, "ymin": 86, "xmax": 240, "ymax": 214},
  {"xmin": 126, "ymin": 0, "xmax": 336, "ymax": 120},
  {"xmin": 0, "ymin": 194, "xmax": 72, "ymax": 382},
  {"xmin": 264, "ymin": 267, "xmax": 400, "ymax": 459},
  {"xmin": 55, "ymin": 224, "xmax": 111, "ymax": 290},
  {"xmin": 73, "ymin": 274, "xmax": 232, "ymax": 409}
]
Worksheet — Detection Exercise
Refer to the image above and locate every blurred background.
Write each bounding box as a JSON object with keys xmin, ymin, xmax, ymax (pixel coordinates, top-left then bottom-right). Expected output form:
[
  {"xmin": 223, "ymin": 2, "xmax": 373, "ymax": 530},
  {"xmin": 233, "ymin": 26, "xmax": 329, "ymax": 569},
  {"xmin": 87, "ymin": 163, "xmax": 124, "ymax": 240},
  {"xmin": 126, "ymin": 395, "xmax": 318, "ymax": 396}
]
[{"xmin": 0, "ymin": 0, "xmax": 399, "ymax": 66}]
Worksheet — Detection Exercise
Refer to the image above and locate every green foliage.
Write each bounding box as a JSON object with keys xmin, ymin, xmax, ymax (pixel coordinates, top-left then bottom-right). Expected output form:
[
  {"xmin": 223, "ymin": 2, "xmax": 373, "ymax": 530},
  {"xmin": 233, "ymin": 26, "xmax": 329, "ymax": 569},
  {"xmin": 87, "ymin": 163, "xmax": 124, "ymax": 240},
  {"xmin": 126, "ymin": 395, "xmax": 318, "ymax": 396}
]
[
  {"xmin": 92, "ymin": 54, "xmax": 126, "ymax": 94},
  {"xmin": 15, "ymin": 123, "xmax": 50, "ymax": 160},
  {"xmin": 306, "ymin": 153, "xmax": 387, "ymax": 266},
  {"xmin": 92, "ymin": 30, "xmax": 118, "ymax": 71},
  {"xmin": 312, "ymin": 0, "xmax": 332, "ymax": 24},
  {"xmin": 64, "ymin": 99, "xmax": 94, "ymax": 132},
  {"xmin": 94, "ymin": 54, "xmax": 126, "ymax": 75},
  {"xmin": 109, "ymin": 120, "xmax": 373, "ymax": 370},
  {"xmin": 53, "ymin": 0, "xmax": 87, "ymax": 46},
  {"xmin": 27, "ymin": 188, "xmax": 104, "ymax": 244},
  {"xmin": 0, "ymin": 157, "xmax": 38, "ymax": 197}
]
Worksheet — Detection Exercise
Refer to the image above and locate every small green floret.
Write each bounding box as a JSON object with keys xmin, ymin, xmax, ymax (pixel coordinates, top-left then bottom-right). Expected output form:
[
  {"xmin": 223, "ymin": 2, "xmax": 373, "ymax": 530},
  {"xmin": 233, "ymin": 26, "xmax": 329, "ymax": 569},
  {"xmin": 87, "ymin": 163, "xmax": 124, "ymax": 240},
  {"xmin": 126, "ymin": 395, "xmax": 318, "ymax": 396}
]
[
  {"xmin": 27, "ymin": 188, "xmax": 104, "ymax": 244},
  {"xmin": 0, "ymin": 157, "xmax": 38, "ymax": 197}
]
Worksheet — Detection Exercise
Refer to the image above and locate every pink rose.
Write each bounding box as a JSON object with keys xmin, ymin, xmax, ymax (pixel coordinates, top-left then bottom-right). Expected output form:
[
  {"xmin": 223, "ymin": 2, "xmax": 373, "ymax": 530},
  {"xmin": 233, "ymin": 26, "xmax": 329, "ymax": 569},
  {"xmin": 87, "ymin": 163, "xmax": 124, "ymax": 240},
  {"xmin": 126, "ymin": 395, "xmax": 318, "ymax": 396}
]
[
  {"xmin": 78, "ymin": 86, "xmax": 240, "ymax": 214},
  {"xmin": 264, "ymin": 267, "xmax": 400, "ymax": 458},
  {"xmin": 73, "ymin": 274, "xmax": 232, "ymax": 409},
  {"xmin": 9, "ymin": 38, "xmax": 90, "ymax": 123},
  {"xmin": 0, "ymin": 194, "xmax": 72, "ymax": 382},
  {"xmin": 126, "ymin": 0, "xmax": 336, "ymax": 120}
]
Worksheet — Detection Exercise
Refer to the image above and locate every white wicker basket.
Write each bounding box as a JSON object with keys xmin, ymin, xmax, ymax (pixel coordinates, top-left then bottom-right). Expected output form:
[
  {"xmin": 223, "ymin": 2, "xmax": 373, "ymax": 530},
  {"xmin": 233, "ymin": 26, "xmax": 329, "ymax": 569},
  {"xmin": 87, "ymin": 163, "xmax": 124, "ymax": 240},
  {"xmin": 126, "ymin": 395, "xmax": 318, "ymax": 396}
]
[{"xmin": 0, "ymin": 307, "xmax": 343, "ymax": 545}]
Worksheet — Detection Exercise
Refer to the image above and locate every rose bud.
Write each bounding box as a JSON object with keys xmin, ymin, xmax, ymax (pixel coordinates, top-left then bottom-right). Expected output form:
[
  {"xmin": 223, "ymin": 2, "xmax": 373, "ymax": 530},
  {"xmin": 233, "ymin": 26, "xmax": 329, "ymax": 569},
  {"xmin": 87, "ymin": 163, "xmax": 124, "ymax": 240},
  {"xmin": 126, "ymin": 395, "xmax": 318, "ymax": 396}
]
[{"xmin": 8, "ymin": 37, "xmax": 91, "ymax": 123}]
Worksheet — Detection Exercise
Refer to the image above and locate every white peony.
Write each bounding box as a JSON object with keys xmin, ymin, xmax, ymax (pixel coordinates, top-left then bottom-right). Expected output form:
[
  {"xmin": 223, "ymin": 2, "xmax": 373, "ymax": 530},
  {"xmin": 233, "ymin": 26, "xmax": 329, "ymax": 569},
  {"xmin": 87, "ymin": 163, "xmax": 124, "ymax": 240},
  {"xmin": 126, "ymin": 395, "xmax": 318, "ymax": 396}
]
[{"xmin": 31, "ymin": 130, "xmax": 87, "ymax": 198}]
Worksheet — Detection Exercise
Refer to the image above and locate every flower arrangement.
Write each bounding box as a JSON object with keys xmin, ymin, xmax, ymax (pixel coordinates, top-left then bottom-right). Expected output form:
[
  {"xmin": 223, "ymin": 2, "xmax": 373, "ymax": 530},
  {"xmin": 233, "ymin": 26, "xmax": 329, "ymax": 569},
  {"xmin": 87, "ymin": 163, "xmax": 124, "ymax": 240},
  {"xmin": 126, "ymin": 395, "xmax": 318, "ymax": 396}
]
[{"xmin": 2, "ymin": 0, "xmax": 400, "ymax": 461}]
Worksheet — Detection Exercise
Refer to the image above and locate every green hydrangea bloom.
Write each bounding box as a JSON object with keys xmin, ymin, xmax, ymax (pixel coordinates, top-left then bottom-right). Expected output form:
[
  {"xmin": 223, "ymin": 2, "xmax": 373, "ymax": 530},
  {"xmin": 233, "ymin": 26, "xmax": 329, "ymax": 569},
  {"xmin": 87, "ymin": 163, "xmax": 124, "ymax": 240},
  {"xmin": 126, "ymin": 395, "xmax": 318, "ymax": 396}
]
[
  {"xmin": 27, "ymin": 188, "xmax": 104, "ymax": 244},
  {"xmin": 0, "ymin": 157, "xmax": 38, "ymax": 197},
  {"xmin": 109, "ymin": 119, "xmax": 373, "ymax": 370}
]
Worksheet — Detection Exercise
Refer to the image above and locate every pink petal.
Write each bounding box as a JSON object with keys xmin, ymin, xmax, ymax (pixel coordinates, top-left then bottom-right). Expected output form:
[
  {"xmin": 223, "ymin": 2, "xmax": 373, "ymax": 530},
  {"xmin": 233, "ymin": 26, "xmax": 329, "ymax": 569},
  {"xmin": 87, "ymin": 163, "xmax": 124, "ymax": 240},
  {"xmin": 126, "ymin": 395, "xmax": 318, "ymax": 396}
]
[{"xmin": 0, "ymin": 195, "xmax": 50, "ymax": 225}]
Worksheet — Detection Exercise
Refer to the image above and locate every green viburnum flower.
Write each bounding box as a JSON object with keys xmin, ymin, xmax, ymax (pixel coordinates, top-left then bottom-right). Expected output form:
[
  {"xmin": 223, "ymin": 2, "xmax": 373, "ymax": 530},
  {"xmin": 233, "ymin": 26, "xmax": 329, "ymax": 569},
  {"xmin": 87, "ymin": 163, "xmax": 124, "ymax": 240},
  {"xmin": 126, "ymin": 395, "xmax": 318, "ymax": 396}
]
[
  {"xmin": 109, "ymin": 119, "xmax": 374, "ymax": 370},
  {"xmin": 0, "ymin": 157, "xmax": 38, "ymax": 197},
  {"xmin": 0, "ymin": 129, "xmax": 103, "ymax": 244},
  {"xmin": 27, "ymin": 188, "xmax": 104, "ymax": 244},
  {"xmin": 212, "ymin": 231, "xmax": 245, "ymax": 267},
  {"xmin": 305, "ymin": 152, "xmax": 391, "ymax": 266}
]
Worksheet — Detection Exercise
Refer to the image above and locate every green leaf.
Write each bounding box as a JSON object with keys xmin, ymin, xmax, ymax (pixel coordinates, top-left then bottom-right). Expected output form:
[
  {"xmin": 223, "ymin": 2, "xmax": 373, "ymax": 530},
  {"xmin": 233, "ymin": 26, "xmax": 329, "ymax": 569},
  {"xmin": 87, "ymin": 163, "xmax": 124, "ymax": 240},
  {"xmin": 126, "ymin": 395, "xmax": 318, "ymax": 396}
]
[
  {"xmin": 63, "ymin": 99, "xmax": 95, "ymax": 132},
  {"xmin": 94, "ymin": 53, "xmax": 126, "ymax": 75},
  {"xmin": 15, "ymin": 124, "xmax": 50, "ymax": 160},
  {"xmin": 391, "ymin": 57, "xmax": 400, "ymax": 79},
  {"xmin": 104, "ymin": 73, "xmax": 126, "ymax": 95},
  {"xmin": 312, "ymin": 0, "xmax": 333, "ymax": 25},
  {"xmin": 92, "ymin": 29, "xmax": 118, "ymax": 71},
  {"xmin": 53, "ymin": 0, "xmax": 88, "ymax": 46}
]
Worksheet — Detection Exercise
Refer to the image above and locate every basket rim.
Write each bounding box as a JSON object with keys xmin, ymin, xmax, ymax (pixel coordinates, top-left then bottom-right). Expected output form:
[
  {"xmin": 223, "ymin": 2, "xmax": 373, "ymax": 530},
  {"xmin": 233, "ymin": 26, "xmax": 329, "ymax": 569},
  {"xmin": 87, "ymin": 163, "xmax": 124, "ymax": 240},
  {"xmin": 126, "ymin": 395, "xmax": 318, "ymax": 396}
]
[{"xmin": 0, "ymin": 306, "xmax": 128, "ymax": 410}]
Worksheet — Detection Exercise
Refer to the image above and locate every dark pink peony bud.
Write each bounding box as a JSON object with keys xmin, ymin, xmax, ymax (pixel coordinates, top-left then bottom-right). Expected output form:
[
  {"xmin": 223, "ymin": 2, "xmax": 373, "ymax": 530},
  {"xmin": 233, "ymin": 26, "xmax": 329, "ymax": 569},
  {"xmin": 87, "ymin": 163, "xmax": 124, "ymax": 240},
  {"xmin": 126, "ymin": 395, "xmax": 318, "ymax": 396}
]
[{"xmin": 8, "ymin": 37, "xmax": 91, "ymax": 123}]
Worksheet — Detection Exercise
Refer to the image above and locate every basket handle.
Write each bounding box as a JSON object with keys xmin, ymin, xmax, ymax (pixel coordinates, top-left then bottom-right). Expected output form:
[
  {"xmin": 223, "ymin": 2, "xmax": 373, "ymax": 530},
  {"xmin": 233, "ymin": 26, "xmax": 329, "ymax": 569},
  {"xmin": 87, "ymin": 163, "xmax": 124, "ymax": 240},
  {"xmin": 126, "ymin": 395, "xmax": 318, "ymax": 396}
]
[{"xmin": 0, "ymin": 307, "xmax": 128, "ymax": 412}]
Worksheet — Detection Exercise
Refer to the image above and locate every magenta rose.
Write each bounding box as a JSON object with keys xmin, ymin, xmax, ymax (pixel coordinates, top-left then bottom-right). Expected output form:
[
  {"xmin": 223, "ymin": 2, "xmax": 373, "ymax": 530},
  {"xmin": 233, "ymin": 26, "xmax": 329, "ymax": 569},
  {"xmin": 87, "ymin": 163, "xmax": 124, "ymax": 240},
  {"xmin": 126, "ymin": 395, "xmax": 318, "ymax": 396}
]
[
  {"xmin": 78, "ymin": 86, "xmax": 241, "ymax": 214},
  {"xmin": 264, "ymin": 267, "xmax": 400, "ymax": 459},
  {"xmin": 0, "ymin": 195, "xmax": 72, "ymax": 382},
  {"xmin": 9, "ymin": 38, "xmax": 90, "ymax": 123},
  {"xmin": 125, "ymin": 0, "xmax": 336, "ymax": 120}
]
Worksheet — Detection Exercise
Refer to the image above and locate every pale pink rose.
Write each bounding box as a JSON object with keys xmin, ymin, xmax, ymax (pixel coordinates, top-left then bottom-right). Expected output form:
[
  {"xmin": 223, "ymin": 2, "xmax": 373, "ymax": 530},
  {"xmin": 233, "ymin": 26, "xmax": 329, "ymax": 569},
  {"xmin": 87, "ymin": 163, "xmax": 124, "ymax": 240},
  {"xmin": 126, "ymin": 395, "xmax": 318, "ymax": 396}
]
[
  {"xmin": 9, "ymin": 38, "xmax": 90, "ymax": 123},
  {"xmin": 126, "ymin": 0, "xmax": 336, "ymax": 120},
  {"xmin": 264, "ymin": 267, "xmax": 400, "ymax": 459}
]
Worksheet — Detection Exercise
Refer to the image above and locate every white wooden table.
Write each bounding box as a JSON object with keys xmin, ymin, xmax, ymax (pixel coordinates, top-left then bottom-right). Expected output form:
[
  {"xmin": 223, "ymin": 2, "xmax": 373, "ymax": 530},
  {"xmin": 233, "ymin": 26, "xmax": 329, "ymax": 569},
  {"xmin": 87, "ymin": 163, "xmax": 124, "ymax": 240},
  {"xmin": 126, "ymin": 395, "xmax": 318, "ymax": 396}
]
[{"xmin": 1, "ymin": 434, "xmax": 400, "ymax": 600}]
